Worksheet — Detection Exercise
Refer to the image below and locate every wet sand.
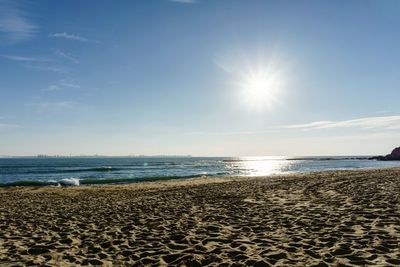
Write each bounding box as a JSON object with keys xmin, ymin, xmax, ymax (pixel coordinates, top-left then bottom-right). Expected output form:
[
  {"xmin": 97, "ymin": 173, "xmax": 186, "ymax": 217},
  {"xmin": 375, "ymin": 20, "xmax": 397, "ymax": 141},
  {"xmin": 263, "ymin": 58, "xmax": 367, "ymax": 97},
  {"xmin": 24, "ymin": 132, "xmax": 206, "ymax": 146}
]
[{"xmin": 1, "ymin": 169, "xmax": 400, "ymax": 266}]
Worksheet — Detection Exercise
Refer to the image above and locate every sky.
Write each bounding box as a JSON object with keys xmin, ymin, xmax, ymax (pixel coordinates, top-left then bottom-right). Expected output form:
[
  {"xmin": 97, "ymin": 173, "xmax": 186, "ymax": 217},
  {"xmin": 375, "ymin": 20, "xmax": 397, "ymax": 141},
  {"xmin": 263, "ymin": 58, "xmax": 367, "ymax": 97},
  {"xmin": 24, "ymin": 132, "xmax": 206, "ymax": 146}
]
[{"xmin": 1, "ymin": 0, "xmax": 400, "ymax": 156}]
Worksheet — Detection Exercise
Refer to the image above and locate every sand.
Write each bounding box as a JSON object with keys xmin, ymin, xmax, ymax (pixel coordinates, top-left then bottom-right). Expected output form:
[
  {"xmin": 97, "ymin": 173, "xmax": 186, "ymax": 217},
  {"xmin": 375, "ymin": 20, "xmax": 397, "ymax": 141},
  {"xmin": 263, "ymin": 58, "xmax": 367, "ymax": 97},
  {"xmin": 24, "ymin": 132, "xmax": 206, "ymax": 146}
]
[{"xmin": 0, "ymin": 169, "xmax": 400, "ymax": 266}]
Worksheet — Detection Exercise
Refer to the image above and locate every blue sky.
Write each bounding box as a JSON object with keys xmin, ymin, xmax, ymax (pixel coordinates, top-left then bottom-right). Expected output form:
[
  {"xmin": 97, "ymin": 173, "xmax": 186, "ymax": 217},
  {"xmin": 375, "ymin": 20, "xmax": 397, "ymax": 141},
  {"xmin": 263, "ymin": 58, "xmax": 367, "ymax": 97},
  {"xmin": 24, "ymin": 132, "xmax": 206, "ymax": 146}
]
[{"xmin": 1, "ymin": 0, "xmax": 400, "ymax": 156}]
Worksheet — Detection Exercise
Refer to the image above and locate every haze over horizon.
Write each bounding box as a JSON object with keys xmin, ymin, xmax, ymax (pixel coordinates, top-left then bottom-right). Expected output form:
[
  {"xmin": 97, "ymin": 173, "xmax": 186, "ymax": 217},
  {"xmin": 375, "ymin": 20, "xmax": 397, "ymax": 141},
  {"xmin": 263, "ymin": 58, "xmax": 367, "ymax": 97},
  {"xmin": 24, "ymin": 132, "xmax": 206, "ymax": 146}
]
[{"xmin": 1, "ymin": 0, "xmax": 400, "ymax": 157}]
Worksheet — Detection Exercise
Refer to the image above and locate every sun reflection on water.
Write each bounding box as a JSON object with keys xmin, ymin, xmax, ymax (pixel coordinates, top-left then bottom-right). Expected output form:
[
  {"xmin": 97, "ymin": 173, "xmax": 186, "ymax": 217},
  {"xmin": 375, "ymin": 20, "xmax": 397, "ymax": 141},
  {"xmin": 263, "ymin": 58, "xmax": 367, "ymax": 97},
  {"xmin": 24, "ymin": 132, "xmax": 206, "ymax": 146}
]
[{"xmin": 235, "ymin": 156, "xmax": 292, "ymax": 176}]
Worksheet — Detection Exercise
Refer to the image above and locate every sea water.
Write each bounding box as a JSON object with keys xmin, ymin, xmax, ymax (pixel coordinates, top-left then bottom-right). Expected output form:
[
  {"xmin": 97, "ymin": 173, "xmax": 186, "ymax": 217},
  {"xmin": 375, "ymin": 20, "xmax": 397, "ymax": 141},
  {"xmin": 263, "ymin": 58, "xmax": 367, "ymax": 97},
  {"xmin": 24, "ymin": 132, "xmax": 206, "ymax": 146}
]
[{"xmin": 1, "ymin": 156, "xmax": 400, "ymax": 186}]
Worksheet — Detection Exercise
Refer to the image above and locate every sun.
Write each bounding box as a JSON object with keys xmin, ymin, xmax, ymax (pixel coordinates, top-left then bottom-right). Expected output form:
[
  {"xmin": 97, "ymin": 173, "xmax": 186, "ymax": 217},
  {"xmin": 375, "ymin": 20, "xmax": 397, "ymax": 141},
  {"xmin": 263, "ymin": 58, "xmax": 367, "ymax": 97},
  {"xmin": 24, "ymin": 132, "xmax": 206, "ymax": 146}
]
[{"xmin": 238, "ymin": 64, "xmax": 285, "ymax": 111}]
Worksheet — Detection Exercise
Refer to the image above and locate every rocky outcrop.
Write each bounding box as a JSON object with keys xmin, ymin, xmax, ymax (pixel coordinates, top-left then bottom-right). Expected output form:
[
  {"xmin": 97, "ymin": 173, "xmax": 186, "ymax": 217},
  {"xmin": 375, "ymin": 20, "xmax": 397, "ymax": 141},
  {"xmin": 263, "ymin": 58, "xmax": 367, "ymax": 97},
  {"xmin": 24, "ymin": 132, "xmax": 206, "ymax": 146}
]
[{"xmin": 370, "ymin": 147, "xmax": 400, "ymax": 161}]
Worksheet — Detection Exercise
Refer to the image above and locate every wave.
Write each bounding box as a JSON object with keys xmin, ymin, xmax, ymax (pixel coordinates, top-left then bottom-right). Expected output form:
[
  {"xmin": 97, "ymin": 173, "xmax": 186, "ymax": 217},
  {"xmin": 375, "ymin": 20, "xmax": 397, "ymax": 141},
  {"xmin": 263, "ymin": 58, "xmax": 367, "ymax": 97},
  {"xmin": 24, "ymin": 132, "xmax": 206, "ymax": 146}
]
[
  {"xmin": 0, "ymin": 166, "xmax": 118, "ymax": 175},
  {"xmin": 0, "ymin": 164, "xmax": 196, "ymax": 174},
  {"xmin": 0, "ymin": 174, "xmax": 207, "ymax": 187},
  {"xmin": 59, "ymin": 178, "xmax": 80, "ymax": 186},
  {"xmin": 52, "ymin": 166, "xmax": 116, "ymax": 173},
  {"xmin": 78, "ymin": 166, "xmax": 114, "ymax": 172},
  {"xmin": 80, "ymin": 174, "xmax": 204, "ymax": 185}
]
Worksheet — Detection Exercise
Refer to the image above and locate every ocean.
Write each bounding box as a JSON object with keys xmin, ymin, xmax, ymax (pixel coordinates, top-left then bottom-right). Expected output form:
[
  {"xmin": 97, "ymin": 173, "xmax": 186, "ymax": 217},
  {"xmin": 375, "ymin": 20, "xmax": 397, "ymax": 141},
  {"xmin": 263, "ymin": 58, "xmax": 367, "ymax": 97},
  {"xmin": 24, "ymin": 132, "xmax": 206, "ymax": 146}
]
[{"xmin": 1, "ymin": 156, "xmax": 400, "ymax": 186}]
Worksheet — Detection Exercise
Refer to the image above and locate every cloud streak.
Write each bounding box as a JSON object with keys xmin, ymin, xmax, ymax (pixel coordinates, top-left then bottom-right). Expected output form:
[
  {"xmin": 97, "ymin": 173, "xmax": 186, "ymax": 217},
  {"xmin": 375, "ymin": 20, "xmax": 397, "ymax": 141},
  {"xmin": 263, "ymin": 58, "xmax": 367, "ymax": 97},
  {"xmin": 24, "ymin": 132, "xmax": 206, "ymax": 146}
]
[
  {"xmin": 284, "ymin": 115, "xmax": 400, "ymax": 130},
  {"xmin": 42, "ymin": 85, "xmax": 61, "ymax": 92},
  {"xmin": 0, "ymin": 54, "xmax": 49, "ymax": 62},
  {"xmin": 49, "ymin": 32, "xmax": 99, "ymax": 43},
  {"xmin": 1, "ymin": 54, "xmax": 66, "ymax": 74},
  {"xmin": 59, "ymin": 79, "xmax": 80, "ymax": 88},
  {"xmin": 54, "ymin": 50, "xmax": 79, "ymax": 64},
  {"xmin": 24, "ymin": 63, "xmax": 67, "ymax": 74},
  {"xmin": 186, "ymin": 115, "xmax": 400, "ymax": 137},
  {"xmin": 28, "ymin": 101, "xmax": 79, "ymax": 110},
  {"xmin": 0, "ymin": 0, "xmax": 38, "ymax": 44},
  {"xmin": 42, "ymin": 79, "xmax": 80, "ymax": 92}
]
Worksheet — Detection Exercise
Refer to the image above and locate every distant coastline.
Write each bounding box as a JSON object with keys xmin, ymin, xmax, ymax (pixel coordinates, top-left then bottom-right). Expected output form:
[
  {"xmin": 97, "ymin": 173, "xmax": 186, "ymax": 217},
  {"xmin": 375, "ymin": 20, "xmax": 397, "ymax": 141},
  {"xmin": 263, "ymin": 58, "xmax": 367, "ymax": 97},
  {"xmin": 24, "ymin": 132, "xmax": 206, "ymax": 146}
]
[{"xmin": 0, "ymin": 154, "xmax": 193, "ymax": 159}]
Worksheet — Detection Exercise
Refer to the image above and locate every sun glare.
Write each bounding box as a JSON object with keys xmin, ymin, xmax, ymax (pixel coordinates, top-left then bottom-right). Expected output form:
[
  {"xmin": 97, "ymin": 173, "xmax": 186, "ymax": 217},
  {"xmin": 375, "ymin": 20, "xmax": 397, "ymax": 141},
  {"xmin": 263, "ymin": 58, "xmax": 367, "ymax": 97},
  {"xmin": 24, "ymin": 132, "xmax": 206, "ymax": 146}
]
[{"xmin": 238, "ymin": 63, "xmax": 286, "ymax": 111}]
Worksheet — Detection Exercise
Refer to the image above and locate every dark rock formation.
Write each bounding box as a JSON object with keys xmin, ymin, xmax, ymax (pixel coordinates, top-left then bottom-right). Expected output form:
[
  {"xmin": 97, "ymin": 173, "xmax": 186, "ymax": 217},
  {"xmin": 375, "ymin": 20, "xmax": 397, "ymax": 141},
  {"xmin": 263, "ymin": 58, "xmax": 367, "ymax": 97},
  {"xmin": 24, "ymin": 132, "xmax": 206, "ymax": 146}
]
[{"xmin": 370, "ymin": 147, "xmax": 400, "ymax": 161}]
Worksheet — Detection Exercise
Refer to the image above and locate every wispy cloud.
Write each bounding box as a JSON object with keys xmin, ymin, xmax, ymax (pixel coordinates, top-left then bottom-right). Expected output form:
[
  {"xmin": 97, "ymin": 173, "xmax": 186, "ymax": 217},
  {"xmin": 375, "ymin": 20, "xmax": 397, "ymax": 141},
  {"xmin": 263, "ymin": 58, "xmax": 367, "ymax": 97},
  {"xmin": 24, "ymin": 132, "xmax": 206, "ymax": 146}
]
[
  {"xmin": 42, "ymin": 85, "xmax": 61, "ymax": 92},
  {"xmin": 0, "ymin": 0, "xmax": 38, "ymax": 44},
  {"xmin": 24, "ymin": 63, "xmax": 67, "ymax": 74},
  {"xmin": 46, "ymin": 101, "xmax": 78, "ymax": 108},
  {"xmin": 27, "ymin": 101, "xmax": 79, "ymax": 110},
  {"xmin": 42, "ymin": 79, "xmax": 80, "ymax": 92},
  {"xmin": 1, "ymin": 53, "xmax": 66, "ymax": 73},
  {"xmin": 59, "ymin": 79, "xmax": 80, "ymax": 88},
  {"xmin": 54, "ymin": 50, "xmax": 79, "ymax": 64},
  {"xmin": 49, "ymin": 32, "xmax": 99, "ymax": 43},
  {"xmin": 186, "ymin": 115, "xmax": 400, "ymax": 137},
  {"xmin": 283, "ymin": 121, "xmax": 334, "ymax": 129},
  {"xmin": 169, "ymin": 0, "xmax": 196, "ymax": 3},
  {"xmin": 283, "ymin": 115, "xmax": 400, "ymax": 130},
  {"xmin": 0, "ymin": 54, "xmax": 49, "ymax": 62}
]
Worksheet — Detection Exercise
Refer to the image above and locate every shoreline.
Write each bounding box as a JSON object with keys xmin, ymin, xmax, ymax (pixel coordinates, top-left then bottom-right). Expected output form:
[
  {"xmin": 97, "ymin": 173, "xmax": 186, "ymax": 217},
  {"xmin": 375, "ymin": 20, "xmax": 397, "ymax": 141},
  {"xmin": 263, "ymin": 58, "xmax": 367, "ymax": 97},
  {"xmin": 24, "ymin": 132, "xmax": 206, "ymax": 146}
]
[
  {"xmin": 2, "ymin": 166, "xmax": 400, "ymax": 188},
  {"xmin": 1, "ymin": 168, "xmax": 400, "ymax": 266}
]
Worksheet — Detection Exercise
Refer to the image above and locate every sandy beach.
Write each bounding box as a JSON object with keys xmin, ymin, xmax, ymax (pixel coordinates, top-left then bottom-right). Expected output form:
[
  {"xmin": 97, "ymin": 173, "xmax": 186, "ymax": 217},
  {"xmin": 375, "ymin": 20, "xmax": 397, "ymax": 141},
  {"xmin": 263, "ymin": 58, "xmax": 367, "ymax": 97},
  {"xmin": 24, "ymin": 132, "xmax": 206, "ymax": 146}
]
[{"xmin": 1, "ymin": 169, "xmax": 400, "ymax": 266}]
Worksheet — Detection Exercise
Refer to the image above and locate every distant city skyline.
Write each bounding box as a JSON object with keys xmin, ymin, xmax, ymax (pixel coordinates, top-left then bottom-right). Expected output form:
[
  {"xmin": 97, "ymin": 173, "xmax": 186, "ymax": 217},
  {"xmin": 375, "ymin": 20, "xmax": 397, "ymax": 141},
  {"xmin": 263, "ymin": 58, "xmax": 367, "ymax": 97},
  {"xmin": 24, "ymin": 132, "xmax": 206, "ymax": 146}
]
[{"xmin": 1, "ymin": 0, "xmax": 400, "ymax": 156}]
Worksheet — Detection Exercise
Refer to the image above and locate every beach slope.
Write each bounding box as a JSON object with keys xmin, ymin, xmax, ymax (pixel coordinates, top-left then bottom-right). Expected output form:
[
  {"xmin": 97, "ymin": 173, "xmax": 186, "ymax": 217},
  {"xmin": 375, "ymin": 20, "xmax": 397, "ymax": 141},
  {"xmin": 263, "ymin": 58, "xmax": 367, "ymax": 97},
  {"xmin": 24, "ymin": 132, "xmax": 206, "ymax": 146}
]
[{"xmin": 1, "ymin": 169, "xmax": 400, "ymax": 266}]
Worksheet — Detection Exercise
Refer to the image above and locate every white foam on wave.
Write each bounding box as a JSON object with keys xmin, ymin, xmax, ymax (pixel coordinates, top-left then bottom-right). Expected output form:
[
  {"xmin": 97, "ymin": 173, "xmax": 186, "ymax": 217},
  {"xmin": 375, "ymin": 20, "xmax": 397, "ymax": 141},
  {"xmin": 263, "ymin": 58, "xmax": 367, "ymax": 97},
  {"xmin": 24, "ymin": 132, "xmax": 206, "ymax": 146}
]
[{"xmin": 59, "ymin": 178, "xmax": 80, "ymax": 186}]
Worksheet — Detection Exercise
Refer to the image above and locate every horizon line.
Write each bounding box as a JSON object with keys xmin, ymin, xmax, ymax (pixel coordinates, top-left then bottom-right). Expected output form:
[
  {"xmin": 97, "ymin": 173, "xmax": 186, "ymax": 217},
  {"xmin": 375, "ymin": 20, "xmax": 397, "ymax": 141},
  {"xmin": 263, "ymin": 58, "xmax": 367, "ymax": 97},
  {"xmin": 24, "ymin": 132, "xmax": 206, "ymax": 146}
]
[{"xmin": 0, "ymin": 154, "xmax": 381, "ymax": 158}]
